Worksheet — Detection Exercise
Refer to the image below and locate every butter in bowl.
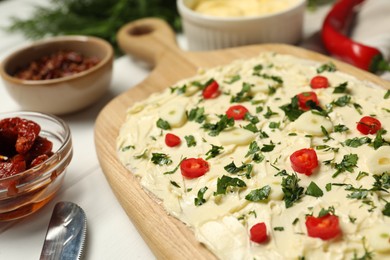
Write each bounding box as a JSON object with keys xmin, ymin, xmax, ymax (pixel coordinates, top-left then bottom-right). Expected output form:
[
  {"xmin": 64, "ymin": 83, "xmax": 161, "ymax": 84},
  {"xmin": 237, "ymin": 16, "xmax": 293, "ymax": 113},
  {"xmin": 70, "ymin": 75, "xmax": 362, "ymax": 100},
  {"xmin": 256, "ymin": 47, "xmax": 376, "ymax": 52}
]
[{"xmin": 177, "ymin": 0, "xmax": 306, "ymax": 50}]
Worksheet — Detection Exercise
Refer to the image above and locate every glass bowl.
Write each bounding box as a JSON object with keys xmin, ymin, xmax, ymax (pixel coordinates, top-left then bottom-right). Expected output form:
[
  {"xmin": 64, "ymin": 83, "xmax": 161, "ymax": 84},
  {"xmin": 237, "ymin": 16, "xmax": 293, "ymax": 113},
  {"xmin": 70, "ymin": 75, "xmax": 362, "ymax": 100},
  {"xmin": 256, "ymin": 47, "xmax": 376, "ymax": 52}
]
[{"xmin": 0, "ymin": 111, "xmax": 72, "ymax": 221}]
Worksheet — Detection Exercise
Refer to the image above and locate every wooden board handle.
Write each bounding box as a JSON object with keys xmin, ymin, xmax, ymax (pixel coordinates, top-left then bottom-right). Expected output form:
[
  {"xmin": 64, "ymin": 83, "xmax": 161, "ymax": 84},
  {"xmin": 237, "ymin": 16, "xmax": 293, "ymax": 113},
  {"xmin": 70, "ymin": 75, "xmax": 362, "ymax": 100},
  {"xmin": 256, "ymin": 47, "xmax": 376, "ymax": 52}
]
[{"xmin": 117, "ymin": 18, "xmax": 180, "ymax": 67}]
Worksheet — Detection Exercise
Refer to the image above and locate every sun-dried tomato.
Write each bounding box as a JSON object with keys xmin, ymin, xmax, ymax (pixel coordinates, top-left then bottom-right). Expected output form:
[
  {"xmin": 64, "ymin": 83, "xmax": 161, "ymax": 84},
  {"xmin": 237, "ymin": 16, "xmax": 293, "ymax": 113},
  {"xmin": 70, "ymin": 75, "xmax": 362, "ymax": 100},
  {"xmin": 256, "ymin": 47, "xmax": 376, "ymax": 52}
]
[
  {"xmin": 0, "ymin": 117, "xmax": 40, "ymax": 154},
  {"xmin": 0, "ymin": 117, "xmax": 53, "ymax": 180},
  {"xmin": 0, "ymin": 155, "xmax": 26, "ymax": 179},
  {"xmin": 13, "ymin": 50, "xmax": 100, "ymax": 80}
]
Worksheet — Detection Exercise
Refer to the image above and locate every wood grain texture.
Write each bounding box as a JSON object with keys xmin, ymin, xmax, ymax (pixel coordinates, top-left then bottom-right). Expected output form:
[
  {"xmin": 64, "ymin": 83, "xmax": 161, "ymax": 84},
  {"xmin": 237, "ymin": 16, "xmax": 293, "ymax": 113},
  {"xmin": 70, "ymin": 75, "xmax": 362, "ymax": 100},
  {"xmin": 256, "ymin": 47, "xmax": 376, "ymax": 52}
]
[{"xmin": 94, "ymin": 18, "xmax": 390, "ymax": 259}]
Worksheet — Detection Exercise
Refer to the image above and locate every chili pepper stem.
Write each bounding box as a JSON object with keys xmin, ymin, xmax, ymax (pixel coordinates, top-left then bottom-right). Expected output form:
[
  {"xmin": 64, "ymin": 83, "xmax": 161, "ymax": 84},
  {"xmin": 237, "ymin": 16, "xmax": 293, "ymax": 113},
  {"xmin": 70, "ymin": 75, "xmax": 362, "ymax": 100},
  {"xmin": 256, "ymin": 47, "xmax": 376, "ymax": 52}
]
[{"xmin": 377, "ymin": 59, "xmax": 390, "ymax": 73}]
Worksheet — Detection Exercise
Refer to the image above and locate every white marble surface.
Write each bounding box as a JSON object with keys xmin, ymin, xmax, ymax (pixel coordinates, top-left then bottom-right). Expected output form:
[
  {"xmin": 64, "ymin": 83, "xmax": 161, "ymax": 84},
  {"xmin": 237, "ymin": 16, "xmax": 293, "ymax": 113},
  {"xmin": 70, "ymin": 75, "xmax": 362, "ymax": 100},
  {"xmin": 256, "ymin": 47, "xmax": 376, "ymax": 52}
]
[{"xmin": 0, "ymin": 0, "xmax": 387, "ymax": 259}]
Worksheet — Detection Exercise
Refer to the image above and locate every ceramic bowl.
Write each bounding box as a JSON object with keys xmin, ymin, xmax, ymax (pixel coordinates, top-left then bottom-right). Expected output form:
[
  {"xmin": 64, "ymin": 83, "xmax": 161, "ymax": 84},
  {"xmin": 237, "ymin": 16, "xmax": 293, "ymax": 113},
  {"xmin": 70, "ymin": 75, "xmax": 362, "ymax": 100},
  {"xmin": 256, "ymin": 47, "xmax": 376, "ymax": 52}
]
[
  {"xmin": 0, "ymin": 35, "xmax": 114, "ymax": 115},
  {"xmin": 0, "ymin": 111, "xmax": 72, "ymax": 221},
  {"xmin": 177, "ymin": 0, "xmax": 306, "ymax": 51}
]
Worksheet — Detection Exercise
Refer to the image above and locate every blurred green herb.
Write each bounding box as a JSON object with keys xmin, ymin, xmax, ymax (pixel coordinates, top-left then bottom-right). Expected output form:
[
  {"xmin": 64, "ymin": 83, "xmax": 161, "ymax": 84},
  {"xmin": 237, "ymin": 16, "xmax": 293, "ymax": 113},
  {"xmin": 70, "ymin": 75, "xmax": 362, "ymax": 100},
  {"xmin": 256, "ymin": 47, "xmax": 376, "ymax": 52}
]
[
  {"xmin": 4, "ymin": 0, "xmax": 181, "ymax": 55},
  {"xmin": 307, "ymin": 0, "xmax": 336, "ymax": 11}
]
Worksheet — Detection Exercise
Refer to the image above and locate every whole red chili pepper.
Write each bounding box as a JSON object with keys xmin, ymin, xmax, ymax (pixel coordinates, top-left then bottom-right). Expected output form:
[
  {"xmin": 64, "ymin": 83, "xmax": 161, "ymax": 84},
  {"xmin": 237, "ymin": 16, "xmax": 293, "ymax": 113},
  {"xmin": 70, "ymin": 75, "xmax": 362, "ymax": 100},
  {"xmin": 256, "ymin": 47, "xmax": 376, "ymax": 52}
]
[{"xmin": 321, "ymin": 0, "xmax": 390, "ymax": 73}]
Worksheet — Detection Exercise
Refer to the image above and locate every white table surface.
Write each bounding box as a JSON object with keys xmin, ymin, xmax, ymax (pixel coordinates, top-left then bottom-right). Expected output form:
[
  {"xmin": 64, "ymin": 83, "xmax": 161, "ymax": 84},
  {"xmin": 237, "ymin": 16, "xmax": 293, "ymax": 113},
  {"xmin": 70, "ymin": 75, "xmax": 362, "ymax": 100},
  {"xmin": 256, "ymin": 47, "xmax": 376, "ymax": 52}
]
[{"xmin": 0, "ymin": 1, "xmax": 387, "ymax": 259}]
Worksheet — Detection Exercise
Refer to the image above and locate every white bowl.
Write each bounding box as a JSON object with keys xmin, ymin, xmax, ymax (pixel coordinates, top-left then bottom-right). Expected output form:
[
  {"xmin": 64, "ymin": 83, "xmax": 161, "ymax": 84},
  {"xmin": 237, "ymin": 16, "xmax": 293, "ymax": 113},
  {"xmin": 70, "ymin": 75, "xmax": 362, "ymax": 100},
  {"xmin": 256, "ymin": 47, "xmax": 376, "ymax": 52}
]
[{"xmin": 177, "ymin": 0, "xmax": 306, "ymax": 51}]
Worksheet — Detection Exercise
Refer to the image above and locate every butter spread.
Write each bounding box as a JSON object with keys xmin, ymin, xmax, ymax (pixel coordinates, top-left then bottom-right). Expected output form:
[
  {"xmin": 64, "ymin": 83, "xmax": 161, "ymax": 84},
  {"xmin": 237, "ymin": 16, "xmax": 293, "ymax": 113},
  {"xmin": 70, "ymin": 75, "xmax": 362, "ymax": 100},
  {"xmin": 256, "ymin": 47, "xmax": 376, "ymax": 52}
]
[
  {"xmin": 192, "ymin": 0, "xmax": 300, "ymax": 17},
  {"xmin": 117, "ymin": 52, "xmax": 390, "ymax": 259}
]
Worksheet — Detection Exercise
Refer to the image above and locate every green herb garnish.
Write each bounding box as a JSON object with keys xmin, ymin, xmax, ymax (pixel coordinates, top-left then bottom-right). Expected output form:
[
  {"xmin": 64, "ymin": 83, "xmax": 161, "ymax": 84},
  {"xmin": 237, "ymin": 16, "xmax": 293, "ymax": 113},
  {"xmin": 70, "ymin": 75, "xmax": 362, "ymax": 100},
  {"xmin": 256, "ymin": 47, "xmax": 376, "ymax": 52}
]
[
  {"xmin": 230, "ymin": 82, "xmax": 253, "ymax": 103},
  {"xmin": 317, "ymin": 62, "xmax": 336, "ymax": 73},
  {"xmin": 195, "ymin": 187, "xmax": 208, "ymax": 206},
  {"xmin": 156, "ymin": 118, "xmax": 171, "ymax": 130},
  {"xmin": 188, "ymin": 107, "xmax": 206, "ymax": 123},
  {"xmin": 202, "ymin": 114, "xmax": 234, "ymax": 136},
  {"xmin": 344, "ymin": 137, "xmax": 372, "ymax": 147},
  {"xmin": 205, "ymin": 144, "xmax": 224, "ymax": 160},
  {"xmin": 184, "ymin": 135, "xmax": 197, "ymax": 147},
  {"xmin": 151, "ymin": 153, "xmax": 172, "ymax": 165},
  {"xmin": 333, "ymin": 82, "xmax": 348, "ymax": 93},
  {"xmin": 214, "ymin": 175, "xmax": 247, "ymax": 195},
  {"xmin": 245, "ymin": 185, "xmax": 271, "ymax": 202},
  {"xmin": 279, "ymin": 96, "xmax": 304, "ymax": 122},
  {"xmin": 224, "ymin": 75, "xmax": 241, "ymax": 84},
  {"xmin": 281, "ymin": 173, "xmax": 304, "ymax": 208},
  {"xmin": 305, "ymin": 181, "xmax": 324, "ymax": 197}
]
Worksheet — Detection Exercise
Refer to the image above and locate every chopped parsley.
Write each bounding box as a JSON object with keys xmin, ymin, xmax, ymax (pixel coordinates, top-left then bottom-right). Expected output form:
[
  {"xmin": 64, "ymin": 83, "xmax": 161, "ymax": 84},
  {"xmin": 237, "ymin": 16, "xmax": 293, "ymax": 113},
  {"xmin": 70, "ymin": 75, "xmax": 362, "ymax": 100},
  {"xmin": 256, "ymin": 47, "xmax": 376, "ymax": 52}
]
[
  {"xmin": 321, "ymin": 126, "xmax": 333, "ymax": 142},
  {"xmin": 315, "ymin": 145, "xmax": 339, "ymax": 153},
  {"xmin": 245, "ymin": 141, "xmax": 265, "ymax": 163},
  {"xmin": 261, "ymin": 143, "xmax": 275, "ymax": 152},
  {"xmin": 252, "ymin": 72, "xmax": 283, "ymax": 84},
  {"xmin": 344, "ymin": 137, "xmax": 372, "ymax": 147},
  {"xmin": 214, "ymin": 175, "xmax": 247, "ymax": 195},
  {"xmin": 331, "ymin": 95, "xmax": 351, "ymax": 107},
  {"xmin": 281, "ymin": 172, "xmax": 304, "ymax": 208},
  {"xmin": 372, "ymin": 173, "xmax": 390, "ymax": 192},
  {"xmin": 263, "ymin": 106, "xmax": 279, "ymax": 119},
  {"xmin": 151, "ymin": 153, "xmax": 172, "ymax": 166},
  {"xmin": 384, "ymin": 90, "xmax": 390, "ymax": 99},
  {"xmin": 370, "ymin": 129, "xmax": 390, "ymax": 149},
  {"xmin": 202, "ymin": 114, "xmax": 234, "ymax": 136},
  {"xmin": 192, "ymin": 78, "xmax": 215, "ymax": 90},
  {"xmin": 184, "ymin": 135, "xmax": 197, "ymax": 147},
  {"xmin": 269, "ymin": 122, "xmax": 280, "ymax": 129},
  {"xmin": 170, "ymin": 181, "xmax": 181, "ymax": 188},
  {"xmin": 121, "ymin": 145, "xmax": 135, "ymax": 152},
  {"xmin": 305, "ymin": 181, "xmax": 324, "ymax": 197},
  {"xmin": 156, "ymin": 118, "xmax": 171, "ymax": 130},
  {"xmin": 243, "ymin": 123, "xmax": 258, "ymax": 133},
  {"xmin": 205, "ymin": 144, "xmax": 224, "ymax": 160},
  {"xmin": 279, "ymin": 96, "xmax": 304, "ymax": 122},
  {"xmin": 331, "ymin": 153, "xmax": 359, "ymax": 178},
  {"xmin": 352, "ymin": 237, "xmax": 374, "ymax": 260},
  {"xmin": 163, "ymin": 157, "xmax": 186, "ymax": 175},
  {"xmin": 224, "ymin": 75, "xmax": 241, "ymax": 84},
  {"xmin": 245, "ymin": 113, "xmax": 260, "ymax": 124},
  {"xmin": 195, "ymin": 187, "xmax": 208, "ymax": 206},
  {"xmin": 188, "ymin": 107, "xmax": 207, "ymax": 123},
  {"xmin": 333, "ymin": 81, "xmax": 348, "ymax": 93},
  {"xmin": 245, "ymin": 185, "xmax": 271, "ymax": 202},
  {"xmin": 273, "ymin": 227, "xmax": 284, "ymax": 231},
  {"xmin": 224, "ymin": 161, "xmax": 253, "ymax": 178},
  {"xmin": 356, "ymin": 171, "xmax": 369, "ymax": 181},
  {"xmin": 318, "ymin": 206, "xmax": 336, "ymax": 217},
  {"xmin": 317, "ymin": 62, "xmax": 336, "ymax": 73},
  {"xmin": 334, "ymin": 124, "xmax": 349, "ymax": 133},
  {"xmin": 170, "ymin": 84, "xmax": 187, "ymax": 94},
  {"xmin": 383, "ymin": 202, "xmax": 390, "ymax": 217},
  {"xmin": 230, "ymin": 82, "xmax": 253, "ymax": 103}
]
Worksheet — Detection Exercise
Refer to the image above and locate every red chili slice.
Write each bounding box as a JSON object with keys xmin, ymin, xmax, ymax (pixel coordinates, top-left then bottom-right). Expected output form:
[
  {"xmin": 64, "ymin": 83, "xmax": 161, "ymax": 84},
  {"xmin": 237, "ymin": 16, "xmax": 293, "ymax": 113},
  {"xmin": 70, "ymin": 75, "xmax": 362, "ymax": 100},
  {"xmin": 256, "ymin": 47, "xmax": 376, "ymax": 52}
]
[
  {"xmin": 290, "ymin": 148, "xmax": 318, "ymax": 176},
  {"xmin": 356, "ymin": 116, "xmax": 381, "ymax": 135},
  {"xmin": 310, "ymin": 75, "xmax": 329, "ymax": 89},
  {"xmin": 180, "ymin": 158, "xmax": 209, "ymax": 178},
  {"xmin": 297, "ymin": 92, "xmax": 319, "ymax": 111},
  {"xmin": 250, "ymin": 222, "xmax": 268, "ymax": 243},
  {"xmin": 202, "ymin": 80, "xmax": 220, "ymax": 99},
  {"xmin": 305, "ymin": 214, "xmax": 341, "ymax": 240},
  {"xmin": 226, "ymin": 105, "xmax": 249, "ymax": 120},
  {"xmin": 165, "ymin": 133, "xmax": 181, "ymax": 147}
]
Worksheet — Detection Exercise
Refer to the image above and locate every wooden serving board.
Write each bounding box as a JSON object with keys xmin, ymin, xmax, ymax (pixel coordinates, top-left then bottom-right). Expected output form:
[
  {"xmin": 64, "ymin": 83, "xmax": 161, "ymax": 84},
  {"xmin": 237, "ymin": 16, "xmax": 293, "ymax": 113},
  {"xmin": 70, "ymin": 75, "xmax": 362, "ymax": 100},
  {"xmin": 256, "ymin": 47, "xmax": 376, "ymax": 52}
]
[{"xmin": 94, "ymin": 18, "xmax": 390, "ymax": 259}]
